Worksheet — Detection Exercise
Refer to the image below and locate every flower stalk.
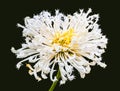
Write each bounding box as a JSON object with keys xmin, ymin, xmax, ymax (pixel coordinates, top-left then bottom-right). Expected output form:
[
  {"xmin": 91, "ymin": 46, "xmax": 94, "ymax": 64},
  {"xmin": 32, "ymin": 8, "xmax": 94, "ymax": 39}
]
[{"xmin": 49, "ymin": 69, "xmax": 61, "ymax": 91}]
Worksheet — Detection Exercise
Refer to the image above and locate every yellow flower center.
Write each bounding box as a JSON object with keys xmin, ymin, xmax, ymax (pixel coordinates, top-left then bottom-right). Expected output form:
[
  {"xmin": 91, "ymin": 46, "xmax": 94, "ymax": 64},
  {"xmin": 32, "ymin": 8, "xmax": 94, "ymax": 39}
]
[{"xmin": 52, "ymin": 28, "xmax": 74, "ymax": 47}]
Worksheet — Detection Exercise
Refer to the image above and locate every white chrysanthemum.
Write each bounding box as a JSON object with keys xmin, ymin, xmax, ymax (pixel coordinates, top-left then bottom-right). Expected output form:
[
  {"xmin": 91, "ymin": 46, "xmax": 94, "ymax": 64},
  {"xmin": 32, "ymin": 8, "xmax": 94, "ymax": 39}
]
[{"xmin": 11, "ymin": 9, "xmax": 108, "ymax": 85}]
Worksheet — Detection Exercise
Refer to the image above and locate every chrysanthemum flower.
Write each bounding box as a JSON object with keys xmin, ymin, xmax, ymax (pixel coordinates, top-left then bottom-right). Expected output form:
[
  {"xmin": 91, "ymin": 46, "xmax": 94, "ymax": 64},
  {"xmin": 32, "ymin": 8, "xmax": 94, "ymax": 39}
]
[{"xmin": 11, "ymin": 8, "xmax": 108, "ymax": 85}]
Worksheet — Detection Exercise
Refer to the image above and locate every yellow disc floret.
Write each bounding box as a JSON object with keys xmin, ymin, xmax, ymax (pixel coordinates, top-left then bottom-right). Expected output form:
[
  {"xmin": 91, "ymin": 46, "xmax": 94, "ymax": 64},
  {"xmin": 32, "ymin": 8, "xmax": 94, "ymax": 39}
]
[{"xmin": 52, "ymin": 28, "xmax": 74, "ymax": 47}]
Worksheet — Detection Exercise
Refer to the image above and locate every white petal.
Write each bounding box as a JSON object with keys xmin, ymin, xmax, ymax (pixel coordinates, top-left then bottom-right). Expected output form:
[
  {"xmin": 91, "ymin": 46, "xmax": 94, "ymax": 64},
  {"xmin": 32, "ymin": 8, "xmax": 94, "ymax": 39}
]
[
  {"xmin": 80, "ymin": 72, "xmax": 85, "ymax": 78},
  {"xmin": 97, "ymin": 62, "xmax": 107, "ymax": 68},
  {"xmin": 60, "ymin": 80, "xmax": 66, "ymax": 85},
  {"xmin": 11, "ymin": 47, "xmax": 17, "ymax": 53},
  {"xmin": 50, "ymin": 62, "xmax": 57, "ymax": 82},
  {"xmin": 41, "ymin": 71, "xmax": 48, "ymax": 79},
  {"xmin": 33, "ymin": 71, "xmax": 41, "ymax": 81},
  {"xmin": 16, "ymin": 62, "xmax": 22, "ymax": 69}
]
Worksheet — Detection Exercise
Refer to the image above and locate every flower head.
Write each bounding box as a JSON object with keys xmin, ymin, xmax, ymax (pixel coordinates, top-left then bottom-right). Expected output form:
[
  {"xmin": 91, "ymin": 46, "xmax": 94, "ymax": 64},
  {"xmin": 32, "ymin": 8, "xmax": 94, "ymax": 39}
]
[{"xmin": 11, "ymin": 9, "xmax": 108, "ymax": 85}]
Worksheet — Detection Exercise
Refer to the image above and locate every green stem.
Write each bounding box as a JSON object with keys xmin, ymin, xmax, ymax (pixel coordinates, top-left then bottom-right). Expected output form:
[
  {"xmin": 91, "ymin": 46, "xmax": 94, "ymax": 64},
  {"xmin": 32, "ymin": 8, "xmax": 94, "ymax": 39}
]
[{"xmin": 49, "ymin": 69, "xmax": 61, "ymax": 91}]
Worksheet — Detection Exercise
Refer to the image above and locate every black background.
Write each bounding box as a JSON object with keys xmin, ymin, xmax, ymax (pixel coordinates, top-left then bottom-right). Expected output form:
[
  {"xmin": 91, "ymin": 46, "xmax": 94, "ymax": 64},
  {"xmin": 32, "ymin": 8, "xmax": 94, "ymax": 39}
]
[{"xmin": 1, "ymin": 0, "xmax": 119, "ymax": 91}]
